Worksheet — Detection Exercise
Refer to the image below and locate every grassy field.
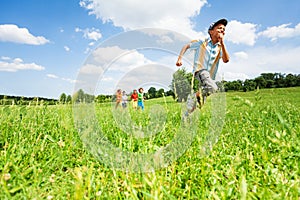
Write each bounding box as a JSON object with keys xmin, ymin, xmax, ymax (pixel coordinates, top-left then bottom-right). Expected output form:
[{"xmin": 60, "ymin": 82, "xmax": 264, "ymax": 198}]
[{"xmin": 0, "ymin": 87, "xmax": 299, "ymax": 199}]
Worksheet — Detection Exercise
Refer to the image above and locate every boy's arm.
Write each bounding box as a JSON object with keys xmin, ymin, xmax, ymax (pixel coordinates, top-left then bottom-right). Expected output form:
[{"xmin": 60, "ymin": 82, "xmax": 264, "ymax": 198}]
[
  {"xmin": 176, "ymin": 43, "xmax": 190, "ymax": 66},
  {"xmin": 219, "ymin": 36, "xmax": 229, "ymax": 63},
  {"xmin": 220, "ymin": 42, "xmax": 229, "ymax": 63}
]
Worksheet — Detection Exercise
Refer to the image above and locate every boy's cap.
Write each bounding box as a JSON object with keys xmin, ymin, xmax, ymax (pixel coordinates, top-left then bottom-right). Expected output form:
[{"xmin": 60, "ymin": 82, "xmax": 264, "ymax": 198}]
[{"xmin": 208, "ymin": 18, "xmax": 228, "ymax": 32}]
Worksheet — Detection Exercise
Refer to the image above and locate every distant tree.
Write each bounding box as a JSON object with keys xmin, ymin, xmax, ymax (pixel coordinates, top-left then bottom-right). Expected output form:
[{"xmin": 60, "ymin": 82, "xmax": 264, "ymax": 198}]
[
  {"xmin": 260, "ymin": 73, "xmax": 275, "ymax": 88},
  {"xmin": 165, "ymin": 89, "xmax": 174, "ymax": 97},
  {"xmin": 254, "ymin": 76, "xmax": 267, "ymax": 88},
  {"xmin": 243, "ymin": 79, "xmax": 256, "ymax": 92},
  {"xmin": 285, "ymin": 73, "xmax": 298, "ymax": 87},
  {"xmin": 148, "ymin": 87, "xmax": 157, "ymax": 99},
  {"xmin": 223, "ymin": 81, "xmax": 229, "ymax": 91},
  {"xmin": 72, "ymin": 89, "xmax": 95, "ymax": 103},
  {"xmin": 266, "ymin": 80, "xmax": 275, "ymax": 88},
  {"xmin": 59, "ymin": 93, "xmax": 67, "ymax": 103},
  {"xmin": 95, "ymin": 94, "xmax": 109, "ymax": 103},
  {"xmin": 66, "ymin": 95, "xmax": 72, "ymax": 103},
  {"xmin": 261, "ymin": 73, "xmax": 275, "ymax": 81},
  {"xmin": 1, "ymin": 95, "xmax": 7, "ymax": 105},
  {"xmin": 156, "ymin": 88, "xmax": 165, "ymax": 98},
  {"xmin": 171, "ymin": 68, "xmax": 191, "ymax": 102},
  {"xmin": 297, "ymin": 74, "xmax": 300, "ymax": 86},
  {"xmin": 73, "ymin": 89, "xmax": 84, "ymax": 103},
  {"xmin": 232, "ymin": 80, "xmax": 243, "ymax": 91},
  {"xmin": 274, "ymin": 73, "xmax": 285, "ymax": 88},
  {"xmin": 224, "ymin": 80, "xmax": 242, "ymax": 91},
  {"xmin": 84, "ymin": 93, "xmax": 95, "ymax": 103}
]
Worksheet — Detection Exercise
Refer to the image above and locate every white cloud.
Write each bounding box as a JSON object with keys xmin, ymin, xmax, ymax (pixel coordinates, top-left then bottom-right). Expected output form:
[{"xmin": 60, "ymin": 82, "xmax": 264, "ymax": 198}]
[
  {"xmin": 90, "ymin": 46, "xmax": 151, "ymax": 70},
  {"xmin": 47, "ymin": 74, "xmax": 59, "ymax": 79},
  {"xmin": 64, "ymin": 46, "xmax": 70, "ymax": 52},
  {"xmin": 101, "ymin": 76, "xmax": 114, "ymax": 82},
  {"xmin": 226, "ymin": 20, "xmax": 257, "ymax": 46},
  {"xmin": 0, "ymin": 24, "xmax": 49, "ymax": 45},
  {"xmin": 258, "ymin": 23, "xmax": 300, "ymax": 41},
  {"xmin": 223, "ymin": 71, "xmax": 250, "ymax": 81},
  {"xmin": 13, "ymin": 58, "xmax": 23, "ymax": 63},
  {"xmin": 157, "ymin": 35, "xmax": 174, "ymax": 44},
  {"xmin": 79, "ymin": 63, "xmax": 104, "ymax": 74},
  {"xmin": 219, "ymin": 46, "xmax": 300, "ymax": 81},
  {"xmin": 1, "ymin": 56, "xmax": 10, "ymax": 60},
  {"xmin": 79, "ymin": 43, "xmax": 178, "ymax": 94},
  {"xmin": 79, "ymin": 0, "xmax": 207, "ymax": 38},
  {"xmin": 47, "ymin": 73, "xmax": 77, "ymax": 84},
  {"xmin": 94, "ymin": 46, "xmax": 153, "ymax": 75},
  {"xmin": 75, "ymin": 27, "xmax": 102, "ymax": 41},
  {"xmin": 92, "ymin": 46, "xmax": 127, "ymax": 64},
  {"xmin": 62, "ymin": 77, "xmax": 77, "ymax": 83},
  {"xmin": 234, "ymin": 51, "xmax": 248, "ymax": 60},
  {"xmin": 0, "ymin": 57, "xmax": 45, "ymax": 72},
  {"xmin": 88, "ymin": 42, "xmax": 95, "ymax": 46}
]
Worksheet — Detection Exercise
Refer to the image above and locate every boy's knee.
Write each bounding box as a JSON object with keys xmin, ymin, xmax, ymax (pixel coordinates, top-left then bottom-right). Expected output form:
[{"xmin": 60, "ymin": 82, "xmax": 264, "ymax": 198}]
[{"xmin": 211, "ymin": 82, "xmax": 218, "ymax": 92}]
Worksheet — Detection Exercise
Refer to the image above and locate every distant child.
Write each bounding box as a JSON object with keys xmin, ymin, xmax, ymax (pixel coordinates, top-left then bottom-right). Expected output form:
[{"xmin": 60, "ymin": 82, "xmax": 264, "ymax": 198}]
[
  {"xmin": 131, "ymin": 89, "xmax": 138, "ymax": 110},
  {"xmin": 137, "ymin": 87, "xmax": 144, "ymax": 111},
  {"xmin": 121, "ymin": 91, "xmax": 128, "ymax": 108},
  {"xmin": 115, "ymin": 89, "xmax": 122, "ymax": 109}
]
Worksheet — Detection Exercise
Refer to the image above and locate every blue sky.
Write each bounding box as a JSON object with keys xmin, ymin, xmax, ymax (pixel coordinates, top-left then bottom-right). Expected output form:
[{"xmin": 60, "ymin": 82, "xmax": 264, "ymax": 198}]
[{"xmin": 0, "ymin": 0, "xmax": 299, "ymax": 99}]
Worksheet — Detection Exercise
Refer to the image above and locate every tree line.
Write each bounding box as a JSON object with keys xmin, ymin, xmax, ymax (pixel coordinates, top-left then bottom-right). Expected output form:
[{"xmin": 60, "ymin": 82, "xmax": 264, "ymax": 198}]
[
  {"xmin": 65, "ymin": 88, "xmax": 175, "ymax": 104},
  {"xmin": 171, "ymin": 69, "xmax": 300, "ymax": 101},
  {"xmin": 1, "ymin": 71, "xmax": 299, "ymax": 105},
  {"xmin": 223, "ymin": 72, "xmax": 300, "ymax": 92},
  {"xmin": 0, "ymin": 95, "xmax": 58, "ymax": 105}
]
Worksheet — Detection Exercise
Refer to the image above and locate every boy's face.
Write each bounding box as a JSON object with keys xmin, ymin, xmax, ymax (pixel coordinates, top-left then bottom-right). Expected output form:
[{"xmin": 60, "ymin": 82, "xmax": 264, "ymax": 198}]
[{"xmin": 209, "ymin": 24, "xmax": 226, "ymax": 40}]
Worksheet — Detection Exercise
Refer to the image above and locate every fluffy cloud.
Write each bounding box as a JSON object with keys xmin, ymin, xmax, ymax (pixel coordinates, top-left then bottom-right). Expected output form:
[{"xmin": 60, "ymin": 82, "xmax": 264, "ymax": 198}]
[
  {"xmin": 75, "ymin": 27, "xmax": 102, "ymax": 41},
  {"xmin": 79, "ymin": 0, "xmax": 207, "ymax": 38},
  {"xmin": 233, "ymin": 51, "xmax": 248, "ymax": 60},
  {"xmin": 226, "ymin": 20, "xmax": 257, "ymax": 46},
  {"xmin": 0, "ymin": 57, "xmax": 45, "ymax": 72},
  {"xmin": 258, "ymin": 23, "xmax": 300, "ymax": 41},
  {"xmin": 79, "ymin": 63, "xmax": 104, "ymax": 74},
  {"xmin": 0, "ymin": 24, "xmax": 49, "ymax": 45},
  {"xmin": 47, "ymin": 74, "xmax": 59, "ymax": 79},
  {"xmin": 47, "ymin": 73, "xmax": 76, "ymax": 83},
  {"xmin": 90, "ymin": 46, "xmax": 151, "ymax": 70},
  {"xmin": 220, "ymin": 46, "xmax": 300, "ymax": 81},
  {"xmin": 64, "ymin": 46, "xmax": 70, "ymax": 52}
]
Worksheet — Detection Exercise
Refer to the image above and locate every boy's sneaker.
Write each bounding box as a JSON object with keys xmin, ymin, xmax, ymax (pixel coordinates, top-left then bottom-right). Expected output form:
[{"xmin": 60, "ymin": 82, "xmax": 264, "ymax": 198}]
[
  {"xmin": 182, "ymin": 93, "xmax": 197, "ymax": 122},
  {"xmin": 186, "ymin": 93, "xmax": 197, "ymax": 113}
]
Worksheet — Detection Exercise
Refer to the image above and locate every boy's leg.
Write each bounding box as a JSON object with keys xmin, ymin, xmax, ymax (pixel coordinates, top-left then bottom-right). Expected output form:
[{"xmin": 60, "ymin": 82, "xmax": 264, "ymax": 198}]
[
  {"xmin": 198, "ymin": 70, "xmax": 218, "ymax": 93},
  {"xmin": 182, "ymin": 93, "xmax": 197, "ymax": 121},
  {"xmin": 195, "ymin": 69, "xmax": 218, "ymax": 106}
]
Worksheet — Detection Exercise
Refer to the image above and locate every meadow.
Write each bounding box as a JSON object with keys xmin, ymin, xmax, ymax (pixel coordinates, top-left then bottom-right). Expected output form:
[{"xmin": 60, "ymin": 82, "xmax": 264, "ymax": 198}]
[{"xmin": 0, "ymin": 87, "xmax": 299, "ymax": 199}]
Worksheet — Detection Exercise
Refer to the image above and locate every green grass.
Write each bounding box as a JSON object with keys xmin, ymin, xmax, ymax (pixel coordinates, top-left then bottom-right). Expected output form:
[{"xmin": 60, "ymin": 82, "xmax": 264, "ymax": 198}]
[{"xmin": 0, "ymin": 87, "xmax": 299, "ymax": 199}]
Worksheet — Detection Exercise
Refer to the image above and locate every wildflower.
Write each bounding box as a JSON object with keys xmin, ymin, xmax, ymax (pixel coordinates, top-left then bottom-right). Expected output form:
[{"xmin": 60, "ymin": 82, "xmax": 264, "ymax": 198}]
[
  {"xmin": 96, "ymin": 191, "xmax": 102, "ymax": 196},
  {"xmin": 47, "ymin": 195, "xmax": 54, "ymax": 200},
  {"xmin": 57, "ymin": 140, "xmax": 65, "ymax": 148},
  {"xmin": 3, "ymin": 173, "xmax": 11, "ymax": 181},
  {"xmin": 49, "ymin": 174, "xmax": 55, "ymax": 183}
]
